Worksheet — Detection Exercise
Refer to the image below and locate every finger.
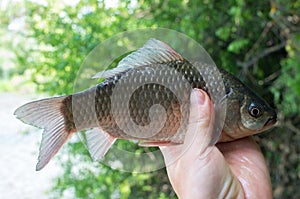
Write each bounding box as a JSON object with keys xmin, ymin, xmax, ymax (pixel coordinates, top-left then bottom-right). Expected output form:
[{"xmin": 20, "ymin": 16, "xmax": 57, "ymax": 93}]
[
  {"xmin": 218, "ymin": 137, "xmax": 272, "ymax": 199},
  {"xmin": 188, "ymin": 88, "xmax": 212, "ymax": 124},
  {"xmin": 160, "ymin": 88, "xmax": 214, "ymax": 165}
]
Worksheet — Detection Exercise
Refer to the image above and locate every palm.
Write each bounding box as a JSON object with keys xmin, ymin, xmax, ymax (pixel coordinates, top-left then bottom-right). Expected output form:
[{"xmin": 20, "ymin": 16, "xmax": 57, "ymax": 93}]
[{"xmin": 218, "ymin": 137, "xmax": 272, "ymax": 199}]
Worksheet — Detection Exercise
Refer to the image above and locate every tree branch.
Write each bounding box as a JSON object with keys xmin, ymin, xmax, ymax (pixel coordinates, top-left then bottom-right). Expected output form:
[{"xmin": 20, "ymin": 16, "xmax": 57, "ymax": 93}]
[
  {"xmin": 237, "ymin": 41, "xmax": 286, "ymax": 69},
  {"xmin": 245, "ymin": 21, "xmax": 273, "ymax": 61},
  {"xmin": 284, "ymin": 120, "xmax": 300, "ymax": 135}
]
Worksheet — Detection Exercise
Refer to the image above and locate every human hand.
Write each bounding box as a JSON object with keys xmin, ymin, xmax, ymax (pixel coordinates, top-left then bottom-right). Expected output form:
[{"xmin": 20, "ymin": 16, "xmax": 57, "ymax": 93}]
[{"xmin": 160, "ymin": 89, "xmax": 272, "ymax": 199}]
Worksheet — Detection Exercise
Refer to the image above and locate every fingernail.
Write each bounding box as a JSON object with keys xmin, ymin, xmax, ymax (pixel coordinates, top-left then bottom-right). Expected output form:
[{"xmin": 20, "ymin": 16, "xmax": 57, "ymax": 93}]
[{"xmin": 191, "ymin": 89, "xmax": 205, "ymax": 105}]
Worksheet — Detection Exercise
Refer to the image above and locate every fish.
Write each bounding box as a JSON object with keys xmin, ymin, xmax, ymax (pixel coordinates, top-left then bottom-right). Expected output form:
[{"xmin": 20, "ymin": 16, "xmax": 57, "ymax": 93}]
[{"xmin": 14, "ymin": 38, "xmax": 277, "ymax": 171}]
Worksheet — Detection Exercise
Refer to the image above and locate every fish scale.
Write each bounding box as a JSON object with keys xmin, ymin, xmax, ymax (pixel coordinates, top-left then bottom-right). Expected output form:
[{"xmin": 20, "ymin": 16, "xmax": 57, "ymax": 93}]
[{"xmin": 88, "ymin": 63, "xmax": 194, "ymax": 141}]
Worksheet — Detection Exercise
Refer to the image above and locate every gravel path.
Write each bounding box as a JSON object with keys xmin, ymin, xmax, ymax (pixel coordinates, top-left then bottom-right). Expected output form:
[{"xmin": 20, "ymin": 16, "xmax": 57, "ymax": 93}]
[{"xmin": 0, "ymin": 92, "xmax": 61, "ymax": 199}]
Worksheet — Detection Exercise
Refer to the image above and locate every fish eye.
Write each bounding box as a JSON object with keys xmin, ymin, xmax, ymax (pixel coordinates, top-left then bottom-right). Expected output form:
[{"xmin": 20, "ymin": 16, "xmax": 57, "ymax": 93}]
[{"xmin": 249, "ymin": 103, "xmax": 262, "ymax": 118}]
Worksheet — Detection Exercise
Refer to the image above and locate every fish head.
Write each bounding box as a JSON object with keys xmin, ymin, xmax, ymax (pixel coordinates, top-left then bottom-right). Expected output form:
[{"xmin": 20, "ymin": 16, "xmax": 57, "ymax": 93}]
[
  {"xmin": 220, "ymin": 70, "xmax": 277, "ymax": 142},
  {"xmin": 239, "ymin": 94, "xmax": 277, "ymax": 133}
]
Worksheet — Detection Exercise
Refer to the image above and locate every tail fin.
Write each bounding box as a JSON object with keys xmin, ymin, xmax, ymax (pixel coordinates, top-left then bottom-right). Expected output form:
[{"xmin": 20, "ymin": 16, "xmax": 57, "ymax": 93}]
[{"xmin": 14, "ymin": 96, "xmax": 71, "ymax": 171}]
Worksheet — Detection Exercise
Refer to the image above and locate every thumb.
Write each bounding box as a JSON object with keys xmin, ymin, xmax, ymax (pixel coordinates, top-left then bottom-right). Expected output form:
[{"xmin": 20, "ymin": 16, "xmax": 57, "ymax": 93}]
[
  {"xmin": 160, "ymin": 88, "xmax": 214, "ymax": 165},
  {"xmin": 188, "ymin": 88, "xmax": 213, "ymax": 125}
]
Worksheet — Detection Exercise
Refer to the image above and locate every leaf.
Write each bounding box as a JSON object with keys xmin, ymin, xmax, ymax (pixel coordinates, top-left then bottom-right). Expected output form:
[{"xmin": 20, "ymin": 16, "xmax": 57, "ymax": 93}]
[
  {"xmin": 215, "ymin": 26, "xmax": 231, "ymax": 41},
  {"xmin": 227, "ymin": 38, "xmax": 249, "ymax": 53}
]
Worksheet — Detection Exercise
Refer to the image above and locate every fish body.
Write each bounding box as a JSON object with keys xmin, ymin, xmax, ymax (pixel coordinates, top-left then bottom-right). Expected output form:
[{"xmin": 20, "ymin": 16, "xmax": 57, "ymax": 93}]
[
  {"xmin": 14, "ymin": 39, "xmax": 277, "ymax": 170},
  {"xmin": 65, "ymin": 61, "xmax": 205, "ymax": 141}
]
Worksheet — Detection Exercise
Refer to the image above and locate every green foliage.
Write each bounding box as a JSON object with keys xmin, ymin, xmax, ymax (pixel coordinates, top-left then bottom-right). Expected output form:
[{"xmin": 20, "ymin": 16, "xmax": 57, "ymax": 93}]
[
  {"xmin": 5, "ymin": 0, "xmax": 300, "ymax": 198},
  {"xmin": 51, "ymin": 141, "xmax": 173, "ymax": 199},
  {"xmin": 271, "ymin": 38, "xmax": 300, "ymax": 115}
]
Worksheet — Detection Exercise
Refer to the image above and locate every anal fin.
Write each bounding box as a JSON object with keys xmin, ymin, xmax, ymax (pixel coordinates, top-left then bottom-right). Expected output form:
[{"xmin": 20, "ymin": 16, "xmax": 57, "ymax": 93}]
[{"xmin": 85, "ymin": 128, "xmax": 116, "ymax": 161}]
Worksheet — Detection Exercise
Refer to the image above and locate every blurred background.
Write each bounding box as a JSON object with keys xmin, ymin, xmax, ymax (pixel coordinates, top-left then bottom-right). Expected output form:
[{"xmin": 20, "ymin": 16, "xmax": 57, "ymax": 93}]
[{"xmin": 0, "ymin": 0, "xmax": 299, "ymax": 198}]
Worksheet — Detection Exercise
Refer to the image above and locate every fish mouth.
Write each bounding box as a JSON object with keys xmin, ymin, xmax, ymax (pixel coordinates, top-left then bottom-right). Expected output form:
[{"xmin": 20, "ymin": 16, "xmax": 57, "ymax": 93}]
[{"xmin": 264, "ymin": 115, "xmax": 277, "ymax": 127}]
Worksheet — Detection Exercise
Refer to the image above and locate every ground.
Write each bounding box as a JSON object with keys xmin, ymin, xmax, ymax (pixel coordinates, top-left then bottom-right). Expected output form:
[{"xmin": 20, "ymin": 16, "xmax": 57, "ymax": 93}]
[{"xmin": 0, "ymin": 92, "xmax": 61, "ymax": 199}]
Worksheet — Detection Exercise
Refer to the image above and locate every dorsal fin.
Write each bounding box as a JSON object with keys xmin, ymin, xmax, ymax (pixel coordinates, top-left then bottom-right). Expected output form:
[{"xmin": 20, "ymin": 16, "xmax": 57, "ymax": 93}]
[
  {"xmin": 117, "ymin": 38, "xmax": 184, "ymax": 68},
  {"xmin": 92, "ymin": 38, "xmax": 184, "ymax": 79}
]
